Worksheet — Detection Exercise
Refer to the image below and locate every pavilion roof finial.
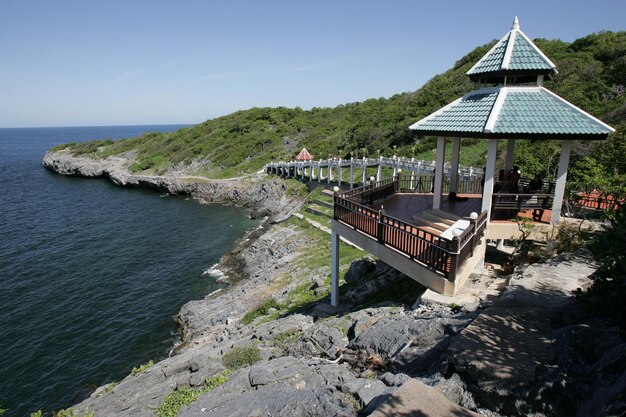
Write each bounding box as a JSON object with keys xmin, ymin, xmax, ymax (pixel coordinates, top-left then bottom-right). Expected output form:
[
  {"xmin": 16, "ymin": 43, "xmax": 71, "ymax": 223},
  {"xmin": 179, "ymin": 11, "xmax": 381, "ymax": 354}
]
[{"xmin": 511, "ymin": 16, "xmax": 520, "ymax": 31}]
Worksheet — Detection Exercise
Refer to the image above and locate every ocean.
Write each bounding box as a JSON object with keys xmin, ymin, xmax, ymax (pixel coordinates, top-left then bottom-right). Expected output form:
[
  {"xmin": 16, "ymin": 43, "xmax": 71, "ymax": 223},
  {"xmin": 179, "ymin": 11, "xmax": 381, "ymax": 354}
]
[{"xmin": 0, "ymin": 125, "xmax": 259, "ymax": 416}]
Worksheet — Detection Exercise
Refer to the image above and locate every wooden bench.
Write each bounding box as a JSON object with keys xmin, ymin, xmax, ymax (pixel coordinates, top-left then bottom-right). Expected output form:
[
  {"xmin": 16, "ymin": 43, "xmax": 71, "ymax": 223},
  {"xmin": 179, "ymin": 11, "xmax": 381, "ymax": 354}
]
[{"xmin": 492, "ymin": 193, "xmax": 553, "ymax": 221}]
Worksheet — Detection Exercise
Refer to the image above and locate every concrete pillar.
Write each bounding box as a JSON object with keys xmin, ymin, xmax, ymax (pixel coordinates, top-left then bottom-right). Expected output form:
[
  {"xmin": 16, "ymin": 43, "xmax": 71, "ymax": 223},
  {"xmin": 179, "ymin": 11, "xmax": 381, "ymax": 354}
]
[
  {"xmin": 504, "ymin": 139, "xmax": 515, "ymax": 171},
  {"xmin": 318, "ymin": 163, "xmax": 322, "ymax": 184},
  {"xmin": 349, "ymin": 158, "xmax": 354, "ymax": 190},
  {"xmin": 330, "ymin": 231, "xmax": 340, "ymax": 307},
  {"xmin": 450, "ymin": 137, "xmax": 461, "ymax": 193},
  {"xmin": 338, "ymin": 159, "xmax": 342, "ymax": 186},
  {"xmin": 482, "ymin": 138, "xmax": 498, "ymax": 220},
  {"xmin": 551, "ymin": 140, "xmax": 571, "ymax": 225},
  {"xmin": 327, "ymin": 161, "xmax": 332, "ymax": 184},
  {"xmin": 362, "ymin": 157, "xmax": 367, "ymax": 185},
  {"xmin": 301, "ymin": 164, "xmax": 305, "ymax": 180},
  {"xmin": 433, "ymin": 137, "xmax": 446, "ymax": 210},
  {"xmin": 377, "ymin": 157, "xmax": 383, "ymax": 181}
]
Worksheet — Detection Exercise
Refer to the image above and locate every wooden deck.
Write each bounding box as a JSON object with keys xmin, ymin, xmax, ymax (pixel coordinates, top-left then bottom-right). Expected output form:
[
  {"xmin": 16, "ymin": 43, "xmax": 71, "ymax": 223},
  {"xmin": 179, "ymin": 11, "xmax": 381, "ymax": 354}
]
[{"xmin": 367, "ymin": 193, "xmax": 483, "ymax": 225}]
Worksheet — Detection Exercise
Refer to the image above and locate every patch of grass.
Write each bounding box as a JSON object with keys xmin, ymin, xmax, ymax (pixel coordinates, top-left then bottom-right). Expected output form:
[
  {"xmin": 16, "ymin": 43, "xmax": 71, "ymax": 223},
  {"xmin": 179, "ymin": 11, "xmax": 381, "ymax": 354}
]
[
  {"xmin": 241, "ymin": 298, "xmax": 281, "ymax": 325},
  {"xmin": 156, "ymin": 388, "xmax": 197, "ymax": 417},
  {"xmin": 283, "ymin": 178, "xmax": 308, "ymax": 197},
  {"xmin": 29, "ymin": 408, "xmax": 94, "ymax": 417},
  {"xmin": 49, "ymin": 142, "xmax": 76, "ymax": 152},
  {"xmin": 222, "ymin": 345, "xmax": 262, "ymax": 370},
  {"xmin": 130, "ymin": 359, "xmax": 154, "ymax": 376},
  {"xmin": 96, "ymin": 381, "xmax": 120, "ymax": 397},
  {"xmin": 156, "ymin": 371, "xmax": 231, "ymax": 417}
]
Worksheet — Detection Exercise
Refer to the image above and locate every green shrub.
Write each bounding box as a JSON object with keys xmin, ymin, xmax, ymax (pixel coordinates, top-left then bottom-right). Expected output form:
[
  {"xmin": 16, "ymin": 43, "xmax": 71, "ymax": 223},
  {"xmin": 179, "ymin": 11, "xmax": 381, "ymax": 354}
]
[
  {"xmin": 579, "ymin": 204, "xmax": 626, "ymax": 328},
  {"xmin": 131, "ymin": 359, "xmax": 154, "ymax": 376},
  {"xmin": 222, "ymin": 345, "xmax": 262, "ymax": 370}
]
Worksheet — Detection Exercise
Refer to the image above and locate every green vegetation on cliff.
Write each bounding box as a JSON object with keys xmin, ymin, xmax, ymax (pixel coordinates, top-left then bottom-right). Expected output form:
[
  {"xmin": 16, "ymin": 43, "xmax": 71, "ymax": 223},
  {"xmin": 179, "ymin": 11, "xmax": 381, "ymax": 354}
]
[{"xmin": 60, "ymin": 32, "xmax": 625, "ymax": 193}]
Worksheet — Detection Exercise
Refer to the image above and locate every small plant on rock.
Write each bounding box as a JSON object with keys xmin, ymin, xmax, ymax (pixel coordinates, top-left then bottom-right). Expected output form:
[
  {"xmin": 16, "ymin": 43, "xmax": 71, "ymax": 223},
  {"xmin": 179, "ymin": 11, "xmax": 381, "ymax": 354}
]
[
  {"xmin": 156, "ymin": 371, "xmax": 231, "ymax": 417},
  {"xmin": 131, "ymin": 359, "xmax": 154, "ymax": 376},
  {"xmin": 222, "ymin": 345, "xmax": 262, "ymax": 370}
]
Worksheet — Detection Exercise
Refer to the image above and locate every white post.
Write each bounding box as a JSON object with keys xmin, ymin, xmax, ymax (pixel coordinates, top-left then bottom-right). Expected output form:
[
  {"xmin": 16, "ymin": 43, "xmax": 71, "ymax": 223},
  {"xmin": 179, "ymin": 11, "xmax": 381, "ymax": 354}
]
[
  {"xmin": 301, "ymin": 164, "xmax": 305, "ymax": 180},
  {"xmin": 504, "ymin": 139, "xmax": 515, "ymax": 171},
  {"xmin": 362, "ymin": 157, "xmax": 367, "ymax": 186},
  {"xmin": 433, "ymin": 137, "xmax": 446, "ymax": 210},
  {"xmin": 349, "ymin": 158, "xmax": 354, "ymax": 190},
  {"xmin": 338, "ymin": 159, "xmax": 342, "ymax": 186},
  {"xmin": 377, "ymin": 156, "xmax": 383, "ymax": 181},
  {"xmin": 318, "ymin": 162, "xmax": 322, "ymax": 184},
  {"xmin": 327, "ymin": 161, "xmax": 332, "ymax": 184},
  {"xmin": 482, "ymin": 138, "xmax": 498, "ymax": 220},
  {"xmin": 551, "ymin": 140, "xmax": 571, "ymax": 225},
  {"xmin": 450, "ymin": 137, "xmax": 461, "ymax": 193},
  {"xmin": 330, "ymin": 231, "xmax": 340, "ymax": 307}
]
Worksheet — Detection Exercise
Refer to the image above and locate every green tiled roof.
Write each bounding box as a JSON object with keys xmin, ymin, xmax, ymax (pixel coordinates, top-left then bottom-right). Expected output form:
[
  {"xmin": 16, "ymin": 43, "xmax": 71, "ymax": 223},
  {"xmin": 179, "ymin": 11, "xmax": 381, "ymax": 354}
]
[
  {"xmin": 493, "ymin": 89, "xmax": 612, "ymax": 134},
  {"xmin": 410, "ymin": 90, "xmax": 498, "ymax": 132},
  {"xmin": 409, "ymin": 87, "xmax": 614, "ymax": 138},
  {"xmin": 507, "ymin": 33, "xmax": 554, "ymax": 71},
  {"xmin": 467, "ymin": 36, "xmax": 508, "ymax": 75},
  {"xmin": 467, "ymin": 18, "xmax": 556, "ymax": 77}
]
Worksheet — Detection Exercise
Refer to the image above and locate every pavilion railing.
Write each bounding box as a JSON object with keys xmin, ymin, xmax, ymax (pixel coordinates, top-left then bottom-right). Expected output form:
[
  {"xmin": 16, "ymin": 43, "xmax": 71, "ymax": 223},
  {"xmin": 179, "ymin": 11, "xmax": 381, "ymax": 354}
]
[
  {"xmin": 334, "ymin": 175, "xmax": 488, "ymax": 280},
  {"xmin": 491, "ymin": 193, "xmax": 554, "ymax": 221}
]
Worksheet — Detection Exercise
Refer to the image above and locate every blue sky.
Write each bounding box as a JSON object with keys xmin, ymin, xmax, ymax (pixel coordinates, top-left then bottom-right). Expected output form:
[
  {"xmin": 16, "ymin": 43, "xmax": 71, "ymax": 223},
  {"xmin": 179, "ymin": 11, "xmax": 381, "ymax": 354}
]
[{"xmin": 1, "ymin": 0, "xmax": 624, "ymax": 128}]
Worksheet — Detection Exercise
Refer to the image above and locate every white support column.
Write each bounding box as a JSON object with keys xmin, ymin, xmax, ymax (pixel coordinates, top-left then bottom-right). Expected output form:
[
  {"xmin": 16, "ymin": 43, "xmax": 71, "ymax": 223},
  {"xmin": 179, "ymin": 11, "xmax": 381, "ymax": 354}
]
[
  {"xmin": 330, "ymin": 231, "xmax": 340, "ymax": 307},
  {"xmin": 362, "ymin": 158, "xmax": 367, "ymax": 185},
  {"xmin": 327, "ymin": 162, "xmax": 332, "ymax": 184},
  {"xmin": 504, "ymin": 139, "xmax": 515, "ymax": 171},
  {"xmin": 301, "ymin": 164, "xmax": 305, "ymax": 180},
  {"xmin": 349, "ymin": 158, "xmax": 354, "ymax": 190},
  {"xmin": 482, "ymin": 138, "xmax": 498, "ymax": 220},
  {"xmin": 318, "ymin": 163, "xmax": 322, "ymax": 184},
  {"xmin": 551, "ymin": 140, "xmax": 571, "ymax": 225},
  {"xmin": 377, "ymin": 156, "xmax": 383, "ymax": 181},
  {"xmin": 450, "ymin": 137, "xmax": 461, "ymax": 193},
  {"xmin": 433, "ymin": 137, "xmax": 446, "ymax": 210},
  {"xmin": 338, "ymin": 159, "xmax": 342, "ymax": 186}
]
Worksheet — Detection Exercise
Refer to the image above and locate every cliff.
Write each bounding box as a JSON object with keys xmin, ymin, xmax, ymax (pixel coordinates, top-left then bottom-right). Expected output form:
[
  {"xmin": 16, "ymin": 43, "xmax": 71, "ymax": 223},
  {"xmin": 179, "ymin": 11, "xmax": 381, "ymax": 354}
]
[{"xmin": 43, "ymin": 149, "xmax": 302, "ymax": 221}]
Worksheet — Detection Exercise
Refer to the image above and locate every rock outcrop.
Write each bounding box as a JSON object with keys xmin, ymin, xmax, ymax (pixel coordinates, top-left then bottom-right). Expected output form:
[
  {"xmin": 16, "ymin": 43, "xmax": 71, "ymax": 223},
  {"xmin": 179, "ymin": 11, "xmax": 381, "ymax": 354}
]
[{"xmin": 43, "ymin": 150, "xmax": 301, "ymax": 221}]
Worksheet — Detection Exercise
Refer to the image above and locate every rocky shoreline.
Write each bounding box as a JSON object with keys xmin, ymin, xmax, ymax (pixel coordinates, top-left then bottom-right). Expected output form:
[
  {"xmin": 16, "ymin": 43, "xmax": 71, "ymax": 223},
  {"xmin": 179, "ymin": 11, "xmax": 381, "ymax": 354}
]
[
  {"xmin": 43, "ymin": 150, "xmax": 302, "ymax": 221},
  {"xmin": 43, "ymin": 151, "xmax": 625, "ymax": 417}
]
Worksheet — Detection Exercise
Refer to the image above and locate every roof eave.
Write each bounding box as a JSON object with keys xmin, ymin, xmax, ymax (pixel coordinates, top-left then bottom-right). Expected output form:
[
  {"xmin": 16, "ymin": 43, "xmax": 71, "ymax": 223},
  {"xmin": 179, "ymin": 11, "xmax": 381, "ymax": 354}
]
[
  {"xmin": 411, "ymin": 130, "xmax": 612, "ymax": 141},
  {"xmin": 468, "ymin": 68, "xmax": 555, "ymax": 82}
]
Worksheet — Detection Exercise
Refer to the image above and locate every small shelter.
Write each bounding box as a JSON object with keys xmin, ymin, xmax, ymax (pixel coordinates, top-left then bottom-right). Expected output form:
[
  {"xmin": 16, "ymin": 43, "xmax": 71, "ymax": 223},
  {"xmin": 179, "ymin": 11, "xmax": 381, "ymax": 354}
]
[
  {"xmin": 295, "ymin": 148, "xmax": 313, "ymax": 161},
  {"xmin": 329, "ymin": 17, "xmax": 615, "ymax": 307},
  {"xmin": 409, "ymin": 17, "xmax": 614, "ymax": 224}
]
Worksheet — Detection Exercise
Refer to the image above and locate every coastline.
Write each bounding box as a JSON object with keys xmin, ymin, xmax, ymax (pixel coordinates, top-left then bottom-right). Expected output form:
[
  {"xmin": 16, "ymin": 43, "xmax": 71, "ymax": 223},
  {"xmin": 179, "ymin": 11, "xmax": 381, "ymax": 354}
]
[{"xmin": 42, "ymin": 150, "xmax": 626, "ymax": 417}]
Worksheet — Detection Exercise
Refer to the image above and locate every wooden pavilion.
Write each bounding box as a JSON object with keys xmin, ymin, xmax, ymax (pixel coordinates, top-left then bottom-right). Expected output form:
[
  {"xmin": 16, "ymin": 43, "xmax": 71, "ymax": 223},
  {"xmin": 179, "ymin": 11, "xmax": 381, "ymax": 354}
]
[{"xmin": 330, "ymin": 17, "xmax": 614, "ymax": 306}]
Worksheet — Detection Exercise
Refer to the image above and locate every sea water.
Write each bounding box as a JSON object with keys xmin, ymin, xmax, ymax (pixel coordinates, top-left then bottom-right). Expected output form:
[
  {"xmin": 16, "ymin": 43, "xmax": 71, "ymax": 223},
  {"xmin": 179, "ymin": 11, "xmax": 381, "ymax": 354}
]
[{"xmin": 0, "ymin": 126, "xmax": 258, "ymax": 416}]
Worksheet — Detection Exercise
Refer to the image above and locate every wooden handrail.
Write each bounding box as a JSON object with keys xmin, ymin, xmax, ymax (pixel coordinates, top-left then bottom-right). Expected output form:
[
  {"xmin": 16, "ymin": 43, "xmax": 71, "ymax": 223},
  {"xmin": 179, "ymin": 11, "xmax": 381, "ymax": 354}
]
[{"xmin": 334, "ymin": 183, "xmax": 489, "ymax": 279}]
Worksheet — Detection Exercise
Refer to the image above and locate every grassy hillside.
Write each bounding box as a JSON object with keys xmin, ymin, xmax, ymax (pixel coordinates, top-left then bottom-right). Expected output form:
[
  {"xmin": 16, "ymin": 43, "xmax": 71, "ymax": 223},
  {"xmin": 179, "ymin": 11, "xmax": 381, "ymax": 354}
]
[{"xmin": 59, "ymin": 31, "xmax": 626, "ymax": 190}]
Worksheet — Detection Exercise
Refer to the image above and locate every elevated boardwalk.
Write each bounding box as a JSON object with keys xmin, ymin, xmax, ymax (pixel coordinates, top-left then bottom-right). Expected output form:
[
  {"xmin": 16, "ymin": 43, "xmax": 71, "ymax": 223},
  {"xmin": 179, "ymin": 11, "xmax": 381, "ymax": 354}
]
[{"xmin": 266, "ymin": 155, "xmax": 483, "ymax": 191}]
